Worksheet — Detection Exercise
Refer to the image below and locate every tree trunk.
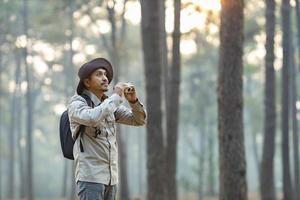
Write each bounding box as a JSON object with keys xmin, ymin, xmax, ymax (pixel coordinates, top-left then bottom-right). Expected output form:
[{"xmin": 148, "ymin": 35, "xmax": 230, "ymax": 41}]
[
  {"xmin": 0, "ymin": 48, "xmax": 2, "ymax": 200},
  {"xmin": 165, "ymin": 0, "xmax": 181, "ymax": 200},
  {"xmin": 260, "ymin": 0, "xmax": 276, "ymax": 199},
  {"xmin": 198, "ymin": 111, "xmax": 207, "ymax": 200},
  {"xmin": 218, "ymin": 0, "xmax": 247, "ymax": 200},
  {"xmin": 138, "ymin": 130, "xmax": 143, "ymax": 197},
  {"xmin": 8, "ymin": 50, "xmax": 22, "ymax": 199},
  {"xmin": 64, "ymin": 2, "xmax": 76, "ymax": 199},
  {"xmin": 161, "ymin": 0, "xmax": 168, "ymax": 145},
  {"xmin": 17, "ymin": 91, "xmax": 26, "ymax": 199},
  {"xmin": 70, "ymin": 165, "xmax": 76, "ymax": 200},
  {"xmin": 294, "ymin": 0, "xmax": 300, "ymax": 198},
  {"xmin": 281, "ymin": 0, "xmax": 294, "ymax": 199},
  {"xmin": 141, "ymin": 0, "xmax": 165, "ymax": 199},
  {"xmin": 290, "ymin": 43, "xmax": 299, "ymax": 200},
  {"xmin": 22, "ymin": 0, "xmax": 34, "ymax": 199},
  {"xmin": 207, "ymin": 121, "xmax": 215, "ymax": 196},
  {"xmin": 117, "ymin": 126, "xmax": 129, "ymax": 200},
  {"xmin": 250, "ymin": 130, "xmax": 260, "ymax": 184},
  {"xmin": 295, "ymin": 0, "xmax": 300, "ymax": 72},
  {"xmin": 106, "ymin": 2, "xmax": 130, "ymax": 199}
]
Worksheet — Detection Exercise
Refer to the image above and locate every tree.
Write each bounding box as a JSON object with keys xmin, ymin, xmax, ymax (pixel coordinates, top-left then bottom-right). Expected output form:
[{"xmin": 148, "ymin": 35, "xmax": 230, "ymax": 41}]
[
  {"xmin": 218, "ymin": 0, "xmax": 247, "ymax": 199},
  {"xmin": 165, "ymin": 0, "xmax": 181, "ymax": 199},
  {"xmin": 140, "ymin": 0, "xmax": 165, "ymax": 199},
  {"xmin": 260, "ymin": 0, "xmax": 277, "ymax": 199},
  {"xmin": 7, "ymin": 49, "xmax": 22, "ymax": 199},
  {"xmin": 280, "ymin": 0, "xmax": 294, "ymax": 199},
  {"xmin": 0, "ymin": 41, "xmax": 2, "ymax": 200},
  {"xmin": 62, "ymin": 1, "xmax": 77, "ymax": 199},
  {"xmin": 295, "ymin": 0, "xmax": 300, "ymax": 71},
  {"xmin": 22, "ymin": 0, "xmax": 34, "ymax": 199},
  {"xmin": 290, "ymin": 41, "xmax": 299, "ymax": 200},
  {"xmin": 106, "ymin": 1, "xmax": 130, "ymax": 198},
  {"xmin": 293, "ymin": 1, "xmax": 300, "ymax": 198}
]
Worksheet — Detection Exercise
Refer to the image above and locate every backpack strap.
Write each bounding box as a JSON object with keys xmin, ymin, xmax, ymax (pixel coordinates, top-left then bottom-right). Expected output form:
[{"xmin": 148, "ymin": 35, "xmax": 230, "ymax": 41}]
[{"xmin": 75, "ymin": 94, "xmax": 94, "ymax": 153}]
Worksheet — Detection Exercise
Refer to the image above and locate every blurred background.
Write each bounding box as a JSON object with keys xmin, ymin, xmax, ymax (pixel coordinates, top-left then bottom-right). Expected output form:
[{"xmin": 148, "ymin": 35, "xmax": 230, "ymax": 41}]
[{"xmin": 0, "ymin": 0, "xmax": 298, "ymax": 199}]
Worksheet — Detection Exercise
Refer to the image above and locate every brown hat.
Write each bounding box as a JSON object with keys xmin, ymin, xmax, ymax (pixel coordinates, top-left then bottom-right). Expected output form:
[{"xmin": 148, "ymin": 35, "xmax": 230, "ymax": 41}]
[{"xmin": 76, "ymin": 58, "xmax": 113, "ymax": 95}]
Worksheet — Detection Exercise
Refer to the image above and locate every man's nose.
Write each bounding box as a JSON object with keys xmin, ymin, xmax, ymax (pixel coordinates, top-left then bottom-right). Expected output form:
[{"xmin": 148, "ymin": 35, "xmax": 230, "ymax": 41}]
[{"xmin": 103, "ymin": 76, "xmax": 108, "ymax": 82}]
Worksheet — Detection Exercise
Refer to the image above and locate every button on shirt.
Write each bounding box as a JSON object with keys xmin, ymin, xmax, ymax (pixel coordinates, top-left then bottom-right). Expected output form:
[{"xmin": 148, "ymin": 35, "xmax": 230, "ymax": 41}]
[{"xmin": 68, "ymin": 90, "xmax": 146, "ymax": 185}]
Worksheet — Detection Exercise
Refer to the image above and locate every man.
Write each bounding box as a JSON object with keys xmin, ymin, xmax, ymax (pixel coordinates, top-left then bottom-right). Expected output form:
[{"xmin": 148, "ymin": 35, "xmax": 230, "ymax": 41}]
[{"xmin": 68, "ymin": 57, "xmax": 146, "ymax": 200}]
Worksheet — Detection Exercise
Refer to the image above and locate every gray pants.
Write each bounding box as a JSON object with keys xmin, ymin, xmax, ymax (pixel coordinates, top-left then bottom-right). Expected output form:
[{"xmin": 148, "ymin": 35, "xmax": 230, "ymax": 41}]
[{"xmin": 77, "ymin": 181, "xmax": 117, "ymax": 200}]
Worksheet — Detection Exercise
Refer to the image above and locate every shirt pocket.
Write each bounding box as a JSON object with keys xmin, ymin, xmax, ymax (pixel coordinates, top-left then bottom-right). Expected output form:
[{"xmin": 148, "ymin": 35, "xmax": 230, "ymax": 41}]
[
  {"xmin": 105, "ymin": 114, "xmax": 116, "ymax": 136},
  {"xmin": 83, "ymin": 126, "xmax": 97, "ymax": 138}
]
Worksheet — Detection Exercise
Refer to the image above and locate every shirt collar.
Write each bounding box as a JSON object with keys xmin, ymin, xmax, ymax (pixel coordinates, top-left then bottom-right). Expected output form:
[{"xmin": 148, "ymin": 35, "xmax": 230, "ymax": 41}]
[{"xmin": 82, "ymin": 89, "xmax": 107, "ymax": 106}]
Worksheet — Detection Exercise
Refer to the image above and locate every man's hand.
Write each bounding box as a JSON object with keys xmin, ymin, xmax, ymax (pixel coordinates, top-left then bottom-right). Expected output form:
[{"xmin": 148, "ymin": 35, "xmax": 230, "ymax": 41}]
[
  {"xmin": 124, "ymin": 83, "xmax": 138, "ymax": 103},
  {"xmin": 113, "ymin": 82, "xmax": 127, "ymax": 97}
]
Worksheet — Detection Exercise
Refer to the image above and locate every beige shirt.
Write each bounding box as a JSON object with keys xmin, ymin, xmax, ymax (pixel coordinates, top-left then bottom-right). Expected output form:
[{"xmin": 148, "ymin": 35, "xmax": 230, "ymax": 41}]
[{"xmin": 68, "ymin": 90, "xmax": 146, "ymax": 185}]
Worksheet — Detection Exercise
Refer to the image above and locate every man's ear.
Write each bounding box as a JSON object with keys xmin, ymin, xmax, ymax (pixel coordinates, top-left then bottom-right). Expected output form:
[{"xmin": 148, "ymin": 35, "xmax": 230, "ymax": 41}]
[{"xmin": 83, "ymin": 78, "xmax": 90, "ymax": 89}]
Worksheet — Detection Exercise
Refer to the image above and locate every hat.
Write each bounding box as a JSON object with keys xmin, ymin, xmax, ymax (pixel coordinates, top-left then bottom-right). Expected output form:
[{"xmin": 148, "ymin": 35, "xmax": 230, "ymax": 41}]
[{"xmin": 76, "ymin": 58, "xmax": 113, "ymax": 95}]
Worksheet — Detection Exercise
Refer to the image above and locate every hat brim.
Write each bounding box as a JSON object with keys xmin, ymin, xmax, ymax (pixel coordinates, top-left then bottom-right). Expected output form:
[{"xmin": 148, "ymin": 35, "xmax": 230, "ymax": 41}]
[{"xmin": 76, "ymin": 80, "xmax": 85, "ymax": 95}]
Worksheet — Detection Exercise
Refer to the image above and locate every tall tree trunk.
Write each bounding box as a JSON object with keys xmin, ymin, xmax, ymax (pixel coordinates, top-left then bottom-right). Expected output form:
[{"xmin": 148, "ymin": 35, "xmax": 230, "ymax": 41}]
[
  {"xmin": 22, "ymin": 0, "xmax": 34, "ymax": 199},
  {"xmin": 293, "ymin": 0, "xmax": 300, "ymax": 198},
  {"xmin": 106, "ymin": 1, "xmax": 130, "ymax": 199},
  {"xmin": 250, "ymin": 130, "xmax": 260, "ymax": 183},
  {"xmin": 117, "ymin": 126, "xmax": 129, "ymax": 200},
  {"xmin": 207, "ymin": 121, "xmax": 215, "ymax": 196},
  {"xmin": 161, "ymin": 0, "xmax": 168, "ymax": 144},
  {"xmin": 8, "ymin": 50, "xmax": 22, "ymax": 199},
  {"xmin": 0, "ymin": 49, "xmax": 2, "ymax": 200},
  {"xmin": 165, "ymin": 0, "xmax": 181, "ymax": 200},
  {"xmin": 295, "ymin": 0, "xmax": 300, "ymax": 72},
  {"xmin": 218, "ymin": 0, "xmax": 247, "ymax": 200},
  {"xmin": 290, "ymin": 43, "xmax": 299, "ymax": 200},
  {"xmin": 198, "ymin": 111, "xmax": 207, "ymax": 200},
  {"xmin": 141, "ymin": 0, "xmax": 165, "ymax": 199},
  {"xmin": 281, "ymin": 0, "xmax": 294, "ymax": 199},
  {"xmin": 260, "ymin": 0, "xmax": 276, "ymax": 199},
  {"xmin": 65, "ymin": 2, "xmax": 77, "ymax": 199},
  {"xmin": 160, "ymin": 1, "xmax": 168, "ymax": 199},
  {"xmin": 17, "ymin": 85, "xmax": 26, "ymax": 199},
  {"xmin": 137, "ymin": 130, "xmax": 143, "ymax": 197}
]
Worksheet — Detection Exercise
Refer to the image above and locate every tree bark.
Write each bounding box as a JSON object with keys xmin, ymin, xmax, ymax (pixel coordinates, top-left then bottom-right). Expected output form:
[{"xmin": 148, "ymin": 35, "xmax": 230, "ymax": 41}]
[
  {"xmin": 22, "ymin": 0, "xmax": 34, "ymax": 199},
  {"xmin": 165, "ymin": 0, "xmax": 181, "ymax": 200},
  {"xmin": 281, "ymin": 0, "xmax": 294, "ymax": 199},
  {"xmin": 0, "ymin": 47, "xmax": 2, "ymax": 200},
  {"xmin": 161, "ymin": 0, "xmax": 168, "ymax": 145},
  {"xmin": 106, "ymin": 1, "xmax": 130, "ymax": 199},
  {"xmin": 295, "ymin": 0, "xmax": 300, "ymax": 72},
  {"xmin": 260, "ymin": 0, "xmax": 276, "ymax": 199},
  {"xmin": 290, "ymin": 43, "xmax": 299, "ymax": 200},
  {"xmin": 198, "ymin": 110, "xmax": 207, "ymax": 200},
  {"xmin": 17, "ymin": 89, "xmax": 26, "ymax": 199},
  {"xmin": 7, "ymin": 50, "xmax": 22, "ymax": 199},
  {"xmin": 141, "ymin": 0, "xmax": 165, "ymax": 199},
  {"xmin": 218, "ymin": 0, "xmax": 247, "ymax": 200},
  {"xmin": 64, "ymin": 2, "xmax": 76, "ymax": 199},
  {"xmin": 207, "ymin": 121, "xmax": 215, "ymax": 196},
  {"xmin": 293, "ymin": 0, "xmax": 300, "ymax": 198}
]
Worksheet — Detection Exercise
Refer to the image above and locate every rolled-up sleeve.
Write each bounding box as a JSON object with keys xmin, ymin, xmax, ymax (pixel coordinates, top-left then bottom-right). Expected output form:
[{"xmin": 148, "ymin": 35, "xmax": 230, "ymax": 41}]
[
  {"xmin": 114, "ymin": 100, "xmax": 147, "ymax": 126},
  {"xmin": 68, "ymin": 94, "xmax": 123, "ymax": 127}
]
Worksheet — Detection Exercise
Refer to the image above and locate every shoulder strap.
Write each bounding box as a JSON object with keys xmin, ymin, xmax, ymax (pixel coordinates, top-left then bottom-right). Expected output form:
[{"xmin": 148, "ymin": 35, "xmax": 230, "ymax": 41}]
[
  {"xmin": 74, "ymin": 94, "xmax": 95, "ymax": 153},
  {"xmin": 80, "ymin": 94, "xmax": 94, "ymax": 108}
]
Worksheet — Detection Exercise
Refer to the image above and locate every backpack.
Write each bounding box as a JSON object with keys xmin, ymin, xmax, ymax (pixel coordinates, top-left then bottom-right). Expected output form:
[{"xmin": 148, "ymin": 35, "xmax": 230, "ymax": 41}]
[{"xmin": 59, "ymin": 94, "xmax": 93, "ymax": 160}]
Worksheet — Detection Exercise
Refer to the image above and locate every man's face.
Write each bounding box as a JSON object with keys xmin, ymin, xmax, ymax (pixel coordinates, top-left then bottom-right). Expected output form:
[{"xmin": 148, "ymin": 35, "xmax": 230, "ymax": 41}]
[{"xmin": 84, "ymin": 68, "xmax": 109, "ymax": 92}]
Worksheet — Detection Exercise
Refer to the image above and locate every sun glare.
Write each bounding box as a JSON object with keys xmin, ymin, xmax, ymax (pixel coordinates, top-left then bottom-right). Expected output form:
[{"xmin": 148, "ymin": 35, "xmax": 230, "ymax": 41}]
[{"xmin": 198, "ymin": 0, "xmax": 221, "ymax": 11}]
